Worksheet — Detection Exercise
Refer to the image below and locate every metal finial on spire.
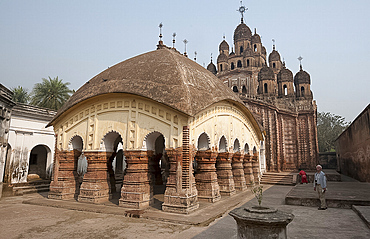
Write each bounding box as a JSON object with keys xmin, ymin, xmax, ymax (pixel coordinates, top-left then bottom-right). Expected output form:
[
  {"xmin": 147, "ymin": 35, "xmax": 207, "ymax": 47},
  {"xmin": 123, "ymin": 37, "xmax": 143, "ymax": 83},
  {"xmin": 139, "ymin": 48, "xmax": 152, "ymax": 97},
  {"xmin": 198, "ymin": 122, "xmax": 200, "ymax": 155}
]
[
  {"xmin": 272, "ymin": 39, "xmax": 276, "ymax": 50},
  {"xmin": 172, "ymin": 32, "xmax": 176, "ymax": 48},
  {"xmin": 237, "ymin": 1, "xmax": 248, "ymax": 23},
  {"xmin": 194, "ymin": 51, "xmax": 197, "ymax": 61},
  {"xmin": 223, "ymin": 34, "xmax": 225, "ymax": 40},
  {"xmin": 183, "ymin": 39, "xmax": 188, "ymax": 57},
  {"xmin": 298, "ymin": 56, "xmax": 303, "ymax": 70},
  {"xmin": 159, "ymin": 23, "xmax": 163, "ymax": 40},
  {"xmin": 210, "ymin": 53, "xmax": 213, "ymax": 62}
]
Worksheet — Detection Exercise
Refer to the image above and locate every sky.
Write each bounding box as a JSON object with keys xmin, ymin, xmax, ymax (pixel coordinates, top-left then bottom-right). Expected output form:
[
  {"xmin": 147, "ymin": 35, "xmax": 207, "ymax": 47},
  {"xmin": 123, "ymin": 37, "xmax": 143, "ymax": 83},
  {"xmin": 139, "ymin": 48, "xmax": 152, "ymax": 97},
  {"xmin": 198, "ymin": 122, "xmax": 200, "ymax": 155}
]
[{"xmin": 0, "ymin": 0, "xmax": 369, "ymax": 122}]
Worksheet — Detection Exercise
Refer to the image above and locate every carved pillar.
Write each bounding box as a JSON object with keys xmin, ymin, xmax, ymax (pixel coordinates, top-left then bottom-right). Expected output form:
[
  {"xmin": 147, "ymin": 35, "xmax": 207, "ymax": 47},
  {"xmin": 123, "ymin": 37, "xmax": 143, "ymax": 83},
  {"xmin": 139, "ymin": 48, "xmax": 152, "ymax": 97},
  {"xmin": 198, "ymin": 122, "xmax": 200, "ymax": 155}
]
[
  {"xmin": 232, "ymin": 152, "xmax": 247, "ymax": 191},
  {"xmin": 48, "ymin": 150, "xmax": 76, "ymax": 200},
  {"xmin": 252, "ymin": 155, "xmax": 260, "ymax": 183},
  {"xmin": 243, "ymin": 154, "xmax": 254, "ymax": 186},
  {"xmin": 162, "ymin": 127, "xmax": 199, "ymax": 214},
  {"xmin": 78, "ymin": 151, "xmax": 110, "ymax": 203},
  {"xmin": 194, "ymin": 150, "xmax": 221, "ymax": 202},
  {"xmin": 216, "ymin": 152, "xmax": 236, "ymax": 196},
  {"xmin": 119, "ymin": 150, "xmax": 152, "ymax": 209},
  {"xmin": 162, "ymin": 147, "xmax": 199, "ymax": 214}
]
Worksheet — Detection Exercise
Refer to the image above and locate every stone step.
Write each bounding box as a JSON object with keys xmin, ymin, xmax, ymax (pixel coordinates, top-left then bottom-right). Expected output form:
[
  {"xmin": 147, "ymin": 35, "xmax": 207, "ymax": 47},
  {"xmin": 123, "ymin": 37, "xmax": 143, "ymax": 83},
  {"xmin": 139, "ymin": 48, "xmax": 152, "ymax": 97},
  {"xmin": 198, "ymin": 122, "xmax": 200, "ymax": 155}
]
[
  {"xmin": 13, "ymin": 184, "xmax": 50, "ymax": 196},
  {"xmin": 260, "ymin": 173, "xmax": 295, "ymax": 186}
]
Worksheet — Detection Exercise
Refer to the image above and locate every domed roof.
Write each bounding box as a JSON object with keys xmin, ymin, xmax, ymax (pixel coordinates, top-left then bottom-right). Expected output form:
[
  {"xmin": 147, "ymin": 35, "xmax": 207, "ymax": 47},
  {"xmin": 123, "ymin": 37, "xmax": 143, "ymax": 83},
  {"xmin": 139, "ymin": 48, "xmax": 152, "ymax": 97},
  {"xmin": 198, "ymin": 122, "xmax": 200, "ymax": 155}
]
[
  {"xmin": 243, "ymin": 47, "xmax": 253, "ymax": 57},
  {"xmin": 251, "ymin": 33, "xmax": 261, "ymax": 44},
  {"xmin": 217, "ymin": 53, "xmax": 228, "ymax": 63},
  {"xmin": 258, "ymin": 65, "xmax": 275, "ymax": 82},
  {"xmin": 49, "ymin": 48, "xmax": 243, "ymax": 124},
  {"xmin": 261, "ymin": 46, "xmax": 267, "ymax": 55},
  {"xmin": 277, "ymin": 67, "xmax": 293, "ymax": 82},
  {"xmin": 234, "ymin": 23, "xmax": 252, "ymax": 43},
  {"xmin": 294, "ymin": 66, "xmax": 311, "ymax": 85},
  {"xmin": 207, "ymin": 61, "xmax": 217, "ymax": 75},
  {"xmin": 219, "ymin": 40, "xmax": 229, "ymax": 52},
  {"xmin": 268, "ymin": 49, "xmax": 281, "ymax": 62}
]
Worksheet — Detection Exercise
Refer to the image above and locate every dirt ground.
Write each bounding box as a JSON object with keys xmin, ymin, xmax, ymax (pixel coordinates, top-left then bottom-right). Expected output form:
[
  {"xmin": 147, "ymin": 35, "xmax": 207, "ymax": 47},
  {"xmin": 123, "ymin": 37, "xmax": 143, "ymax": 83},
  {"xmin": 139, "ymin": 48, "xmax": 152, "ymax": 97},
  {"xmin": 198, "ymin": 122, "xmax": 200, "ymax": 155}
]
[{"xmin": 0, "ymin": 193, "xmax": 204, "ymax": 239}]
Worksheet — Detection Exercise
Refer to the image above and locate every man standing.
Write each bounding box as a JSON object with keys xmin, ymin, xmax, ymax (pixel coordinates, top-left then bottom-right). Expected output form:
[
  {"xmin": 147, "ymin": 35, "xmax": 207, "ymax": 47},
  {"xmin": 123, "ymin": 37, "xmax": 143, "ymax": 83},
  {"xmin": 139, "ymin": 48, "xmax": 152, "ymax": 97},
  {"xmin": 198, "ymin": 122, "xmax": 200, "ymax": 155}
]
[{"xmin": 314, "ymin": 165, "xmax": 327, "ymax": 210}]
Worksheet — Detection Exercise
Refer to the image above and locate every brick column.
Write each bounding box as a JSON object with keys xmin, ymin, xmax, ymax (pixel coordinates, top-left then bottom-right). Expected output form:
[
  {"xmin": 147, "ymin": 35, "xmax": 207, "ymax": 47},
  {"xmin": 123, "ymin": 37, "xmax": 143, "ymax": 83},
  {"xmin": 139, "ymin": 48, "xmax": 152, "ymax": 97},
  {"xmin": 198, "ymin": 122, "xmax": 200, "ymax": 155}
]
[
  {"xmin": 216, "ymin": 152, "xmax": 236, "ymax": 196},
  {"xmin": 48, "ymin": 150, "xmax": 76, "ymax": 200},
  {"xmin": 243, "ymin": 154, "xmax": 254, "ymax": 186},
  {"xmin": 194, "ymin": 150, "xmax": 221, "ymax": 202},
  {"xmin": 232, "ymin": 152, "xmax": 247, "ymax": 191},
  {"xmin": 119, "ymin": 150, "xmax": 152, "ymax": 209},
  {"xmin": 78, "ymin": 151, "xmax": 110, "ymax": 203},
  {"xmin": 252, "ymin": 155, "xmax": 260, "ymax": 183}
]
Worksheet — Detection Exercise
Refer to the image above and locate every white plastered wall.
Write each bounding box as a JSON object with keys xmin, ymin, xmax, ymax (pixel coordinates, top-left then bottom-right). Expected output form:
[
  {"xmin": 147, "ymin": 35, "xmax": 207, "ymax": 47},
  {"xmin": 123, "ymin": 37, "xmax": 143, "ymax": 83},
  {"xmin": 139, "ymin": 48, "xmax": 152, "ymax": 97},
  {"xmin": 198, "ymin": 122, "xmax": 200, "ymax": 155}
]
[
  {"xmin": 8, "ymin": 116, "xmax": 54, "ymax": 183},
  {"xmin": 54, "ymin": 94, "xmax": 188, "ymax": 152}
]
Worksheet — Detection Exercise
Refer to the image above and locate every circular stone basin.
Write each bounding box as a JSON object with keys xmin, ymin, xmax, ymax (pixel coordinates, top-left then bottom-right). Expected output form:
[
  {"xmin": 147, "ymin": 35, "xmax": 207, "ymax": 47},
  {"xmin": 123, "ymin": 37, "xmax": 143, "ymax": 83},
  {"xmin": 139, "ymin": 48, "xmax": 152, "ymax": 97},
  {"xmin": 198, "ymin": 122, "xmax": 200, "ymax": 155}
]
[{"xmin": 245, "ymin": 206, "xmax": 278, "ymax": 214}]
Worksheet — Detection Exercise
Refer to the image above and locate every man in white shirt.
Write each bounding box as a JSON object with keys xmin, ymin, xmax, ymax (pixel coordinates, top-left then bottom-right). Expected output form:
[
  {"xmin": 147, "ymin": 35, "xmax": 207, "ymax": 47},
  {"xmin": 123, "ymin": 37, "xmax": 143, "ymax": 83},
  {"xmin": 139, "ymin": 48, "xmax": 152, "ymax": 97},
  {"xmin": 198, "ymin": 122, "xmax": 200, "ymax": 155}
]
[{"xmin": 314, "ymin": 164, "xmax": 327, "ymax": 210}]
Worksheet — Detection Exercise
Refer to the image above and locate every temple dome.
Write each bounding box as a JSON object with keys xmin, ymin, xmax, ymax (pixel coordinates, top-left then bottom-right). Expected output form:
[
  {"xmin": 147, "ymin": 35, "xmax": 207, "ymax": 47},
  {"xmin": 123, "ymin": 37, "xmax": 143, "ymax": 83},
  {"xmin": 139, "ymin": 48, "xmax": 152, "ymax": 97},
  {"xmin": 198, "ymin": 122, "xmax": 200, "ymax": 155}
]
[
  {"xmin": 268, "ymin": 50, "xmax": 281, "ymax": 62},
  {"xmin": 217, "ymin": 53, "xmax": 228, "ymax": 63},
  {"xmin": 207, "ymin": 61, "xmax": 217, "ymax": 75},
  {"xmin": 251, "ymin": 33, "xmax": 261, "ymax": 44},
  {"xmin": 219, "ymin": 40, "xmax": 229, "ymax": 52},
  {"xmin": 277, "ymin": 67, "xmax": 294, "ymax": 82},
  {"xmin": 49, "ymin": 48, "xmax": 243, "ymax": 124},
  {"xmin": 234, "ymin": 23, "xmax": 252, "ymax": 43},
  {"xmin": 258, "ymin": 65, "xmax": 275, "ymax": 81},
  {"xmin": 294, "ymin": 67, "xmax": 311, "ymax": 85}
]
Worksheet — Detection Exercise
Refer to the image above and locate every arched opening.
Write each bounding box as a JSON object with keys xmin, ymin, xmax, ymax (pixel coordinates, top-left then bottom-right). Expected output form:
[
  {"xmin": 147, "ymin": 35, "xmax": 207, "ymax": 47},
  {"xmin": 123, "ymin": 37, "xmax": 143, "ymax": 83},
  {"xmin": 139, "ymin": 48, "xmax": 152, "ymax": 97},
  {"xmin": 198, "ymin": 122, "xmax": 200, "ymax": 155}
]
[
  {"xmin": 28, "ymin": 145, "xmax": 50, "ymax": 180},
  {"xmin": 301, "ymin": 86, "xmax": 305, "ymax": 96},
  {"xmin": 112, "ymin": 142, "xmax": 126, "ymax": 194},
  {"xmin": 233, "ymin": 86, "xmax": 239, "ymax": 93},
  {"xmin": 273, "ymin": 62, "xmax": 276, "ymax": 68},
  {"xmin": 220, "ymin": 64, "xmax": 223, "ymax": 71},
  {"xmin": 244, "ymin": 143, "xmax": 250, "ymax": 154},
  {"xmin": 264, "ymin": 83, "xmax": 268, "ymax": 93},
  {"xmin": 283, "ymin": 85, "xmax": 288, "ymax": 96},
  {"xmin": 102, "ymin": 131, "xmax": 123, "ymax": 195},
  {"xmin": 231, "ymin": 62, "xmax": 235, "ymax": 70},
  {"xmin": 198, "ymin": 132, "xmax": 210, "ymax": 151},
  {"xmin": 145, "ymin": 132, "xmax": 168, "ymax": 200},
  {"xmin": 247, "ymin": 59, "xmax": 250, "ymax": 67},
  {"xmin": 240, "ymin": 46, "xmax": 243, "ymax": 54},
  {"xmin": 233, "ymin": 139, "xmax": 240, "ymax": 153},
  {"xmin": 242, "ymin": 85, "xmax": 247, "ymax": 94},
  {"xmin": 254, "ymin": 44, "xmax": 257, "ymax": 52},
  {"xmin": 70, "ymin": 135, "xmax": 83, "ymax": 151},
  {"xmin": 219, "ymin": 136, "xmax": 227, "ymax": 152},
  {"xmin": 69, "ymin": 135, "xmax": 84, "ymax": 198},
  {"xmin": 253, "ymin": 146, "xmax": 257, "ymax": 155},
  {"xmin": 237, "ymin": 60, "xmax": 242, "ymax": 68}
]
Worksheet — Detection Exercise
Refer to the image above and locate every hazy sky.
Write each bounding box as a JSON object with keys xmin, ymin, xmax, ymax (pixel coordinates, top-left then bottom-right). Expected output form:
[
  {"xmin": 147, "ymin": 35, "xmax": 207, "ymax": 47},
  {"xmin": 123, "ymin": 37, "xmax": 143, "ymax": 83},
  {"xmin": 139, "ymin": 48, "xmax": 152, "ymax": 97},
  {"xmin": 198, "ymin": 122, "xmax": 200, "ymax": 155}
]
[{"xmin": 0, "ymin": 0, "xmax": 369, "ymax": 122}]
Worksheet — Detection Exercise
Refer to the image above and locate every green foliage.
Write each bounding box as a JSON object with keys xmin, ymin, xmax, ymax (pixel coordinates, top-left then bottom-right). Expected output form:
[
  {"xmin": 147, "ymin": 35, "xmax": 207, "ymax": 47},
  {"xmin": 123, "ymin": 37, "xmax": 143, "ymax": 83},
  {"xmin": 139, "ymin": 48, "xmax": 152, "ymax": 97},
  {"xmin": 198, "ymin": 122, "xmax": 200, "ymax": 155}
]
[
  {"xmin": 30, "ymin": 76, "xmax": 72, "ymax": 110},
  {"xmin": 11, "ymin": 86, "xmax": 30, "ymax": 103},
  {"xmin": 317, "ymin": 112, "xmax": 350, "ymax": 152},
  {"xmin": 251, "ymin": 184, "xmax": 263, "ymax": 206}
]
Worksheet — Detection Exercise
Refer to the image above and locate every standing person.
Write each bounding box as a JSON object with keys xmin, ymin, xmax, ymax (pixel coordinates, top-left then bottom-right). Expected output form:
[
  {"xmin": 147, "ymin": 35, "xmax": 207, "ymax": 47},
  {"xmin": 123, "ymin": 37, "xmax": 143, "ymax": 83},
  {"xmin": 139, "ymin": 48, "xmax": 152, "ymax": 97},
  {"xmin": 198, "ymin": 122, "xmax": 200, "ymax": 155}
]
[
  {"xmin": 314, "ymin": 165, "xmax": 327, "ymax": 210},
  {"xmin": 299, "ymin": 169, "xmax": 308, "ymax": 184}
]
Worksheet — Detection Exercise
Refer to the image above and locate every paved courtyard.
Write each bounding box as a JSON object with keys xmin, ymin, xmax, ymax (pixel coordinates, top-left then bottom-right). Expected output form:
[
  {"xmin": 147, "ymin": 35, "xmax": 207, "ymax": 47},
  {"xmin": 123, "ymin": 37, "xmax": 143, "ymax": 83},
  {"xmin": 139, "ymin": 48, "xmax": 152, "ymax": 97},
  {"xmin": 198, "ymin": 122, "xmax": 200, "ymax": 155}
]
[{"xmin": 1, "ymin": 183, "xmax": 369, "ymax": 239}]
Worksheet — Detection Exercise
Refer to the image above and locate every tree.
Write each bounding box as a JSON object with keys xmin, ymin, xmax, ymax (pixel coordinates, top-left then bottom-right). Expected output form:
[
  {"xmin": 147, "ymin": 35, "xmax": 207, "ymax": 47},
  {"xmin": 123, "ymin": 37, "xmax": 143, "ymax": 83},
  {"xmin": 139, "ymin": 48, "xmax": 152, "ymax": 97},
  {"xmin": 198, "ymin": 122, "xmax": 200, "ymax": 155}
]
[
  {"xmin": 317, "ymin": 112, "xmax": 350, "ymax": 152},
  {"xmin": 11, "ymin": 86, "xmax": 30, "ymax": 103},
  {"xmin": 30, "ymin": 76, "xmax": 73, "ymax": 110}
]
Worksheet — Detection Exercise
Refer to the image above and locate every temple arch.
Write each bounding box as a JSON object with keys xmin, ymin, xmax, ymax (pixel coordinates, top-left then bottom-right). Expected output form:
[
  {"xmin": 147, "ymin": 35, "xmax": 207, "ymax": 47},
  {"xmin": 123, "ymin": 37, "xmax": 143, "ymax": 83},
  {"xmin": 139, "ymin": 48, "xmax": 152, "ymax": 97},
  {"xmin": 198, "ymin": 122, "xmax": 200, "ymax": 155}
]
[
  {"xmin": 197, "ymin": 132, "xmax": 210, "ymax": 151},
  {"xmin": 219, "ymin": 135, "xmax": 228, "ymax": 152},
  {"xmin": 233, "ymin": 139, "xmax": 240, "ymax": 152}
]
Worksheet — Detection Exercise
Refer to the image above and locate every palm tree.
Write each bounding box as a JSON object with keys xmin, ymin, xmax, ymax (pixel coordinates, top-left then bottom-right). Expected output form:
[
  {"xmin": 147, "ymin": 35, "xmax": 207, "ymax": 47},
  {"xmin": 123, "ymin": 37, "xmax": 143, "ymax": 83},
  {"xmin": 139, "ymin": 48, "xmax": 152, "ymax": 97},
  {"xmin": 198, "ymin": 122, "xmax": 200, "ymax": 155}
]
[
  {"xmin": 11, "ymin": 86, "xmax": 30, "ymax": 103},
  {"xmin": 30, "ymin": 76, "xmax": 73, "ymax": 110}
]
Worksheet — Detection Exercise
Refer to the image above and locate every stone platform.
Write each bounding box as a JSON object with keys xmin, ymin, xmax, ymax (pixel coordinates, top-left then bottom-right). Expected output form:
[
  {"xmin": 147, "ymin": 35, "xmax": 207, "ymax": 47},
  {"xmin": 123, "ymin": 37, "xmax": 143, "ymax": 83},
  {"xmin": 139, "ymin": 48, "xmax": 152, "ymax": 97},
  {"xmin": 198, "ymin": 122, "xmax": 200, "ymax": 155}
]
[{"xmin": 285, "ymin": 182, "xmax": 370, "ymax": 209}]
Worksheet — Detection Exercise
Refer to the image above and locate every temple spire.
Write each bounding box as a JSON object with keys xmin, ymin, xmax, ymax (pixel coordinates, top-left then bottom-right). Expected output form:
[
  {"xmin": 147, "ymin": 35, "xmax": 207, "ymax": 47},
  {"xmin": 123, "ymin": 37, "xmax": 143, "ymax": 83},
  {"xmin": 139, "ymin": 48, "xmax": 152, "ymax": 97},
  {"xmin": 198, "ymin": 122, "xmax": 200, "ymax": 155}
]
[
  {"xmin": 237, "ymin": 1, "xmax": 248, "ymax": 23},
  {"xmin": 172, "ymin": 32, "xmax": 176, "ymax": 48},
  {"xmin": 298, "ymin": 56, "xmax": 303, "ymax": 70},
  {"xmin": 183, "ymin": 39, "xmax": 188, "ymax": 57}
]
